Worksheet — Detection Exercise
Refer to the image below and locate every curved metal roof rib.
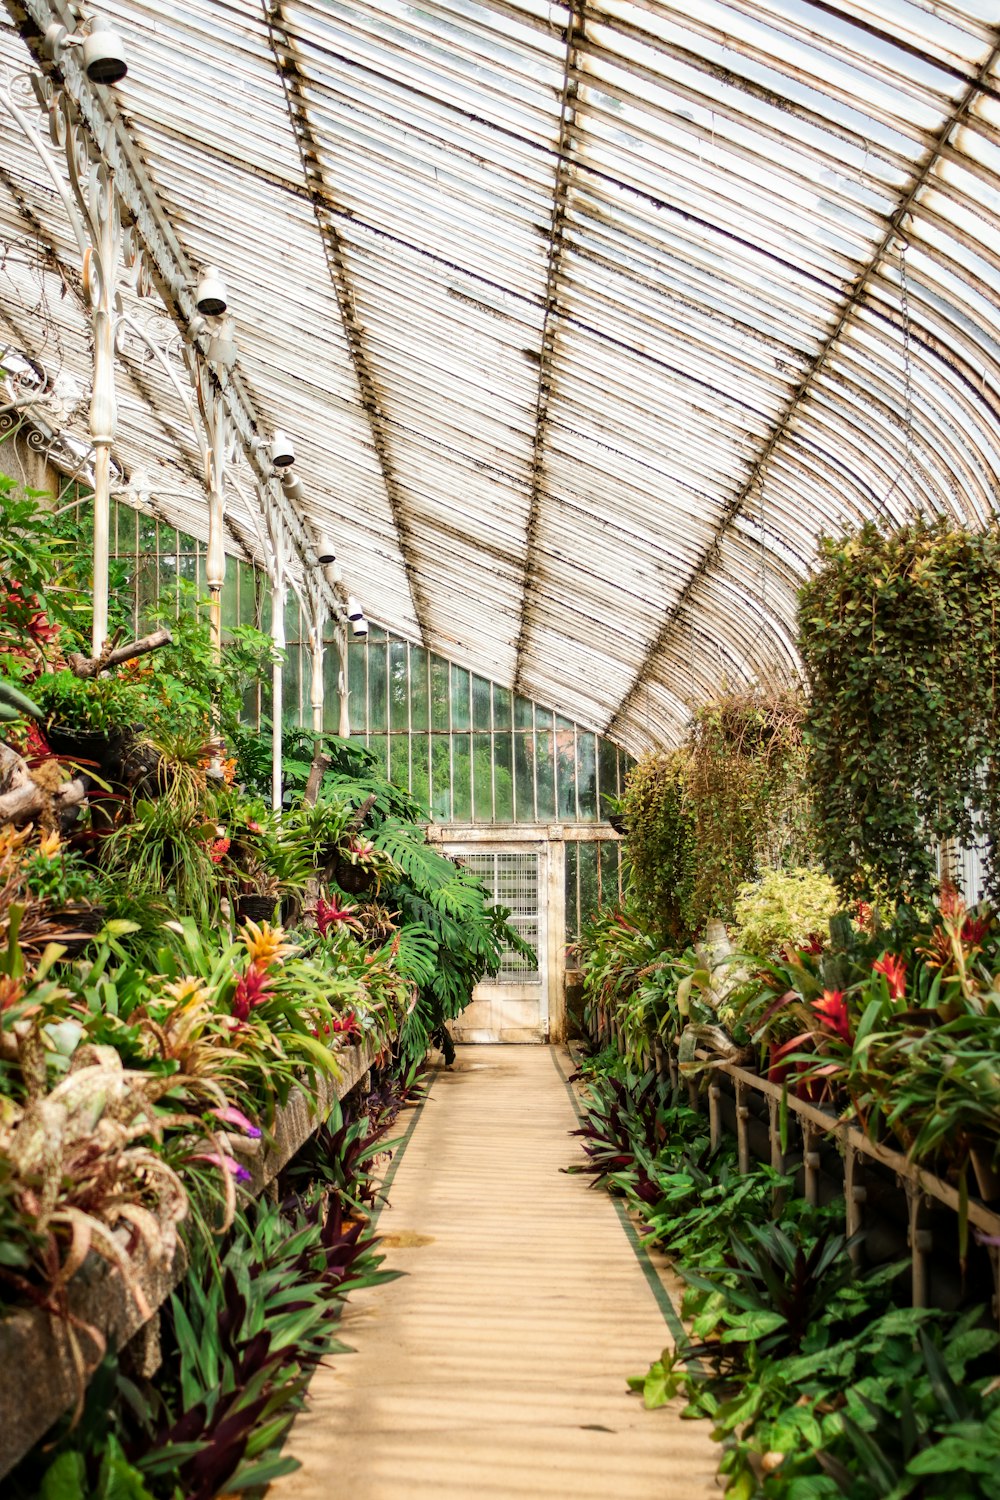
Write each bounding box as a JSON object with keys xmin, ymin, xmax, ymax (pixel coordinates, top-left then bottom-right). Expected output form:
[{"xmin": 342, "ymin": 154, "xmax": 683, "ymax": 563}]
[{"xmin": 0, "ymin": 0, "xmax": 998, "ymax": 756}]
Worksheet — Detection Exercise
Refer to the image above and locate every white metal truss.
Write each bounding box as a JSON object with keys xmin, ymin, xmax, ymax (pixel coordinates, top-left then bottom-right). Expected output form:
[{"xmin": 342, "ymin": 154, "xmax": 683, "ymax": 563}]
[{"xmin": 1, "ymin": 0, "xmax": 999, "ymax": 753}]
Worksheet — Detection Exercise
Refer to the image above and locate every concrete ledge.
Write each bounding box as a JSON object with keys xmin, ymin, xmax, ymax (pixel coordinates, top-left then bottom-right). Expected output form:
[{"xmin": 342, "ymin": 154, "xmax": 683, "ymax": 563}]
[{"xmin": 0, "ymin": 1042, "xmax": 375, "ymax": 1479}]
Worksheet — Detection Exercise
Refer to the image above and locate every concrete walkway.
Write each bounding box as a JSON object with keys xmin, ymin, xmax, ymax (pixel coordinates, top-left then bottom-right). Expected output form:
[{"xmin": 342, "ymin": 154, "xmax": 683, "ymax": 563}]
[{"xmin": 276, "ymin": 1045, "xmax": 717, "ymax": 1499}]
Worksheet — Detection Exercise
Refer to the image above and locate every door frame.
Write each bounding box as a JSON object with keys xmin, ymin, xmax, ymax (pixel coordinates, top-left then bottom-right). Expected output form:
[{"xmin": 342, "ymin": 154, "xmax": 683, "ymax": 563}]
[{"xmin": 428, "ymin": 824, "xmax": 567, "ymax": 1042}]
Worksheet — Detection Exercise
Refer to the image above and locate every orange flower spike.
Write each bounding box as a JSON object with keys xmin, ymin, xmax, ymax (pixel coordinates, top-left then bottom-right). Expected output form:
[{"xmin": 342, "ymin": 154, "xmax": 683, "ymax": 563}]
[
  {"xmin": 872, "ymin": 953, "xmax": 907, "ymax": 1000},
  {"xmin": 240, "ymin": 918, "xmax": 298, "ymax": 971}
]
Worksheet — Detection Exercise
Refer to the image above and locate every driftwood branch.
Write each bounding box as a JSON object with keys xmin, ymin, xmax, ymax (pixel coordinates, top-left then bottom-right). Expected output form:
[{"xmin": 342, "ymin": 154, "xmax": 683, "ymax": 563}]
[
  {"xmin": 303, "ymin": 751, "xmax": 330, "ymax": 808},
  {"xmin": 0, "ymin": 743, "xmax": 86, "ymax": 824},
  {"xmin": 67, "ymin": 629, "xmax": 172, "ymax": 680},
  {"xmin": 348, "ymin": 793, "xmax": 377, "ymax": 833}
]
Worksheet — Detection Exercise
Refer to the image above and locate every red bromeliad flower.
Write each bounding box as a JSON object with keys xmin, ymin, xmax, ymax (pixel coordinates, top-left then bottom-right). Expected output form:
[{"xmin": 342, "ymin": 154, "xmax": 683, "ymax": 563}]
[
  {"xmin": 961, "ymin": 915, "xmax": 990, "ymax": 948},
  {"xmin": 873, "ymin": 952, "xmax": 907, "ymax": 999},
  {"xmin": 855, "ymin": 899, "xmax": 872, "ymax": 929},
  {"xmin": 316, "ymin": 896, "xmax": 359, "ymax": 936},
  {"xmin": 232, "ymin": 962, "xmax": 273, "ymax": 1021},
  {"xmin": 812, "ymin": 989, "xmax": 851, "ymax": 1043}
]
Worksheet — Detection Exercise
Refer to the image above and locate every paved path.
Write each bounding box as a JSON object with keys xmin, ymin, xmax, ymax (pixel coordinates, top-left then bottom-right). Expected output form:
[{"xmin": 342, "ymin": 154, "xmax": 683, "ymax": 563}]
[{"xmin": 276, "ymin": 1045, "xmax": 717, "ymax": 1499}]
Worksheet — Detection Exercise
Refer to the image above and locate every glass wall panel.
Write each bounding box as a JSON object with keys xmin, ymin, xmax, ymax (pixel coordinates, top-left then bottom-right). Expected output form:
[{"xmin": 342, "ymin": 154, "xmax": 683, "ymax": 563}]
[
  {"xmin": 536, "ymin": 730, "xmax": 555, "ymax": 820},
  {"xmin": 284, "ymin": 642, "xmax": 302, "ymax": 726},
  {"xmin": 472, "ymin": 674, "xmax": 491, "ymax": 731},
  {"xmin": 494, "ymin": 733, "xmax": 513, "ymax": 822},
  {"xmin": 452, "ymin": 734, "xmax": 472, "ymax": 821},
  {"xmin": 390, "ymin": 735, "xmax": 409, "ymax": 791},
  {"xmin": 410, "ymin": 647, "xmax": 429, "ymax": 731},
  {"xmin": 323, "ymin": 644, "xmax": 341, "ymax": 733},
  {"xmin": 578, "ymin": 842, "xmax": 600, "ymax": 926},
  {"xmin": 220, "ymin": 571, "xmax": 239, "ymax": 637},
  {"xmin": 598, "ymin": 737, "xmax": 619, "ymax": 817},
  {"xmin": 600, "ymin": 840, "xmax": 620, "ymax": 907},
  {"xmin": 367, "ymin": 638, "xmax": 387, "ymax": 732},
  {"xmin": 493, "ymin": 684, "xmax": 511, "ymax": 731},
  {"xmin": 348, "ymin": 638, "xmax": 366, "ymax": 733},
  {"xmin": 431, "ymin": 655, "xmax": 450, "ymax": 731},
  {"xmin": 368, "ymin": 732, "xmax": 389, "ymax": 779},
  {"xmin": 577, "ymin": 732, "xmax": 597, "ymax": 821},
  {"xmin": 451, "ymin": 665, "xmax": 471, "ymax": 729},
  {"xmin": 473, "ymin": 733, "xmax": 493, "ymax": 821},
  {"xmin": 411, "ymin": 736, "xmax": 430, "ymax": 813},
  {"xmin": 431, "ymin": 735, "xmax": 451, "ymax": 821},
  {"xmin": 136, "ymin": 557, "xmax": 158, "ymax": 635},
  {"xmin": 556, "ymin": 723, "xmax": 577, "ymax": 821},
  {"xmin": 565, "ymin": 841, "xmax": 579, "ymax": 946},
  {"xmin": 514, "ymin": 734, "xmax": 535, "ymax": 823},
  {"xmin": 102, "ymin": 496, "xmax": 634, "ymax": 826},
  {"xmin": 389, "ymin": 640, "xmax": 408, "ymax": 731}
]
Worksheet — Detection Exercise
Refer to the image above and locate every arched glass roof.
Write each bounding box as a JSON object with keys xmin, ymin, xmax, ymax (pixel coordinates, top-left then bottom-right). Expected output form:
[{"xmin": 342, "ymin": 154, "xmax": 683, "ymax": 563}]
[{"xmin": 1, "ymin": 0, "xmax": 999, "ymax": 754}]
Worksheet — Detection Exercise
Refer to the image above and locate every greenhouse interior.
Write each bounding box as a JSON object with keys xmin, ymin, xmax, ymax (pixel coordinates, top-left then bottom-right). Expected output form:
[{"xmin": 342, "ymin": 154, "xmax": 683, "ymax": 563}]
[{"xmin": 2, "ymin": 0, "xmax": 1000, "ymax": 1496}]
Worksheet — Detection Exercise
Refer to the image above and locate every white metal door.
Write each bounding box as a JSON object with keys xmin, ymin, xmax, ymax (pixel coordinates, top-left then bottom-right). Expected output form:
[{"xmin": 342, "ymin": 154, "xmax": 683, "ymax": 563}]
[{"xmin": 447, "ymin": 845, "xmax": 548, "ymax": 1042}]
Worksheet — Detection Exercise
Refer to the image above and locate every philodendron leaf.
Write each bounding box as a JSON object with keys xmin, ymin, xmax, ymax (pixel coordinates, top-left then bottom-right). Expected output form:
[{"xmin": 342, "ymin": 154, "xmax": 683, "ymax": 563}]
[{"xmin": 40, "ymin": 1453, "xmax": 87, "ymax": 1500}]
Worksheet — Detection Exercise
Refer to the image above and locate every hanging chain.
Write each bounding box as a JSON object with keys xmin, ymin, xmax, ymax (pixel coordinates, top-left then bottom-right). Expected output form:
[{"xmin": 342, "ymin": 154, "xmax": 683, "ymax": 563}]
[{"xmin": 881, "ymin": 233, "xmax": 917, "ymax": 514}]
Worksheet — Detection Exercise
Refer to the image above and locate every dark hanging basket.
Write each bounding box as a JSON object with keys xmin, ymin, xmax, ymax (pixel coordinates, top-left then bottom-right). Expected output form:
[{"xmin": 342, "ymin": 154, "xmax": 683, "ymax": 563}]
[
  {"xmin": 607, "ymin": 813, "xmax": 628, "ymax": 835},
  {"xmin": 48, "ymin": 904, "xmax": 107, "ymax": 956},
  {"xmin": 334, "ymin": 860, "xmax": 375, "ymax": 896},
  {"xmin": 44, "ymin": 724, "xmax": 128, "ymax": 779},
  {"xmin": 235, "ymin": 894, "xmax": 281, "ymax": 926}
]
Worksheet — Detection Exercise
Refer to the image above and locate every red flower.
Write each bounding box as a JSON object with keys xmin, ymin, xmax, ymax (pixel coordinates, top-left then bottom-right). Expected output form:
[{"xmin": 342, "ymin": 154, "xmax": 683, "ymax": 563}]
[
  {"xmin": 812, "ymin": 989, "xmax": 851, "ymax": 1043},
  {"xmin": 232, "ymin": 962, "xmax": 273, "ymax": 1021},
  {"xmin": 330, "ymin": 1011, "xmax": 361, "ymax": 1040},
  {"xmin": 873, "ymin": 953, "xmax": 907, "ymax": 1000},
  {"xmin": 316, "ymin": 896, "xmax": 359, "ymax": 936},
  {"xmin": 210, "ymin": 836, "xmax": 231, "ymax": 864},
  {"xmin": 961, "ymin": 915, "xmax": 990, "ymax": 948},
  {"xmin": 855, "ymin": 900, "xmax": 872, "ymax": 928}
]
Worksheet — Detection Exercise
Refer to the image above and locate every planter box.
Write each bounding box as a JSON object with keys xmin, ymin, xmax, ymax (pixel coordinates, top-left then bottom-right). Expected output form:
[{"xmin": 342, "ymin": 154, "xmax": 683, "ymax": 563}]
[{"xmin": 0, "ymin": 1043, "xmax": 374, "ymax": 1480}]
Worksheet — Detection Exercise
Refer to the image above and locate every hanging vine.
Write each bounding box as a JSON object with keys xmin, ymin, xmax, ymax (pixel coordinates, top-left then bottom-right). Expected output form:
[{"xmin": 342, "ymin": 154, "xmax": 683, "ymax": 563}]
[
  {"xmin": 798, "ymin": 518, "xmax": 1000, "ymax": 904},
  {"xmin": 686, "ymin": 687, "xmax": 812, "ymax": 923},
  {"xmin": 621, "ymin": 688, "xmax": 812, "ymax": 938}
]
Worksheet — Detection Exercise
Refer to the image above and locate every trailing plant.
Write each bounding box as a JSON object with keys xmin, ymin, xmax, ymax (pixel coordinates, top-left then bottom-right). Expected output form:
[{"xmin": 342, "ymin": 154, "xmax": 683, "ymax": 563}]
[
  {"xmin": 619, "ymin": 749, "xmax": 696, "ymax": 945},
  {"xmin": 686, "ymin": 687, "xmax": 813, "ymax": 925},
  {"xmin": 799, "ymin": 518, "xmax": 1000, "ymax": 904}
]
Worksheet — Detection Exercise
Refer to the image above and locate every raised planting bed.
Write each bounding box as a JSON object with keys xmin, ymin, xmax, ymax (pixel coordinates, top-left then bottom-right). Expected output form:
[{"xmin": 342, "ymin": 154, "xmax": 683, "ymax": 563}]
[
  {"xmin": 676, "ymin": 1050, "xmax": 1000, "ymax": 1326},
  {"xmin": 0, "ymin": 1042, "xmax": 375, "ymax": 1480}
]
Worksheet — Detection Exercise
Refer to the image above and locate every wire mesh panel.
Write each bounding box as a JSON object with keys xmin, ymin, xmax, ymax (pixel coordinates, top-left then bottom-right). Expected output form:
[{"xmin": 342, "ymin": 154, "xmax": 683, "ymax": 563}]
[{"xmin": 460, "ymin": 850, "xmax": 541, "ymax": 984}]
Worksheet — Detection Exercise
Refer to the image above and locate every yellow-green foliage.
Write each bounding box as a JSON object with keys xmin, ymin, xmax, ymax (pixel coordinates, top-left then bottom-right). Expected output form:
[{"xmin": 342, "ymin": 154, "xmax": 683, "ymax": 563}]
[{"xmin": 731, "ymin": 866, "xmax": 840, "ymax": 958}]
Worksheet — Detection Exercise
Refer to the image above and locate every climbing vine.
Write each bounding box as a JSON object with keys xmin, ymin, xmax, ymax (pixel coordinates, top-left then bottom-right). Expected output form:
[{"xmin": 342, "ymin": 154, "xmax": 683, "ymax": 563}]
[{"xmin": 798, "ymin": 518, "xmax": 1000, "ymax": 904}]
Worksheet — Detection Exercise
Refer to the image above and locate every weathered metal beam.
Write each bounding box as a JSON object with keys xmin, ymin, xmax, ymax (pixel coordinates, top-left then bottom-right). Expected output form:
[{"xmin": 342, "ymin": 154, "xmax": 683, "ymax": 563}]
[
  {"xmin": 512, "ymin": 0, "xmax": 584, "ymax": 694},
  {"xmin": 264, "ymin": 0, "xmax": 432, "ymax": 646},
  {"xmin": 2, "ymin": 0, "xmax": 342, "ymax": 620},
  {"xmin": 607, "ymin": 35, "xmax": 1000, "ymax": 745}
]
